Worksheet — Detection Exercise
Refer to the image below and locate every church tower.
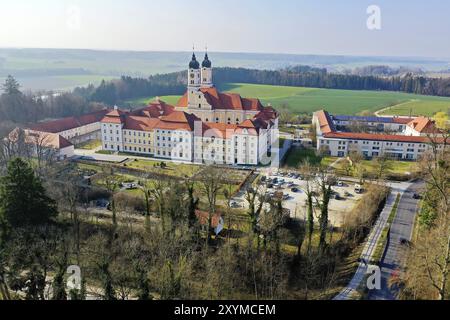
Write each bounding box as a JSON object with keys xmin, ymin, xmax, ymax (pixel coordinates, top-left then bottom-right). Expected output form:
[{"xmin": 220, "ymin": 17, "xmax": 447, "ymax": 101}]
[
  {"xmin": 188, "ymin": 53, "xmax": 201, "ymax": 90},
  {"xmin": 201, "ymin": 53, "xmax": 213, "ymax": 88}
]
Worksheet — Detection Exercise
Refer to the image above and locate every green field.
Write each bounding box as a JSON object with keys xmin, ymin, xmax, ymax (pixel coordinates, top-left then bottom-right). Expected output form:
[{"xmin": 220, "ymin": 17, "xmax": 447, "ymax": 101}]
[
  {"xmin": 221, "ymin": 83, "xmax": 450, "ymax": 117},
  {"xmin": 125, "ymin": 83, "xmax": 450, "ymax": 116},
  {"xmin": 377, "ymin": 99, "xmax": 450, "ymax": 117}
]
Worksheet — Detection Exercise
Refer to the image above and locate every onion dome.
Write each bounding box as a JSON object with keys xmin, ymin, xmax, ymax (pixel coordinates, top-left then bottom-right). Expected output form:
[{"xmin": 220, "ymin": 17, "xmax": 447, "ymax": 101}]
[
  {"xmin": 202, "ymin": 53, "xmax": 212, "ymax": 68},
  {"xmin": 189, "ymin": 53, "xmax": 200, "ymax": 69}
]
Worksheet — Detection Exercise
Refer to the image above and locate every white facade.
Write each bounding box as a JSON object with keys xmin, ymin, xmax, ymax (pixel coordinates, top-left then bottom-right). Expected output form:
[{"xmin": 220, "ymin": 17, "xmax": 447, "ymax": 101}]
[
  {"xmin": 101, "ymin": 122, "xmax": 124, "ymax": 152},
  {"xmin": 318, "ymin": 137, "xmax": 431, "ymax": 160},
  {"xmin": 100, "ymin": 54, "xmax": 279, "ymax": 166},
  {"xmin": 314, "ymin": 110, "xmax": 446, "ymax": 161},
  {"xmin": 155, "ymin": 129, "xmax": 194, "ymax": 161}
]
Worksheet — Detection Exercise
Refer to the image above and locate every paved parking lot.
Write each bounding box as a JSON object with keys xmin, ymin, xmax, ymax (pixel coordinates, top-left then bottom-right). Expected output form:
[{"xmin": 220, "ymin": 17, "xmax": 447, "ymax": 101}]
[{"xmin": 232, "ymin": 171, "xmax": 365, "ymax": 227}]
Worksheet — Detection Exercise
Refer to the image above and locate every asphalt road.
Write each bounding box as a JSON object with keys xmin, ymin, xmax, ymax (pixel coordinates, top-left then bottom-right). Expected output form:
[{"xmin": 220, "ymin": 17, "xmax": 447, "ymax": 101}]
[
  {"xmin": 334, "ymin": 190, "xmax": 400, "ymax": 300},
  {"xmin": 368, "ymin": 180, "xmax": 425, "ymax": 300}
]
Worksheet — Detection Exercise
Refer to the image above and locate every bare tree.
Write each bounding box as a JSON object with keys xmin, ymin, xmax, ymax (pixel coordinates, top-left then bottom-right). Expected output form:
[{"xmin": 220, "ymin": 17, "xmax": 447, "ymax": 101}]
[
  {"xmin": 314, "ymin": 167, "xmax": 336, "ymax": 252},
  {"xmin": 198, "ymin": 166, "xmax": 224, "ymax": 246},
  {"xmin": 96, "ymin": 167, "xmax": 120, "ymax": 228},
  {"xmin": 299, "ymin": 160, "xmax": 317, "ymax": 254},
  {"xmin": 374, "ymin": 154, "xmax": 393, "ymax": 181},
  {"xmin": 245, "ymin": 184, "xmax": 267, "ymax": 248}
]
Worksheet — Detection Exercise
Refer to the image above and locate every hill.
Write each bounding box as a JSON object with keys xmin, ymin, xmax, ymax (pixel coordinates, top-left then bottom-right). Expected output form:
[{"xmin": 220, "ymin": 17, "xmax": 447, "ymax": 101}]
[
  {"xmin": 2, "ymin": 48, "xmax": 449, "ymax": 91},
  {"xmin": 125, "ymin": 83, "xmax": 450, "ymax": 117}
]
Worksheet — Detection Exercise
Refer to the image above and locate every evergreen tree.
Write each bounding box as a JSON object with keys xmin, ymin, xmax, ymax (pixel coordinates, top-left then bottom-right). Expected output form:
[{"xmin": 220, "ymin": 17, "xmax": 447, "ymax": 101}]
[
  {"xmin": 1, "ymin": 75, "xmax": 21, "ymax": 95},
  {"xmin": 0, "ymin": 158, "xmax": 57, "ymax": 227}
]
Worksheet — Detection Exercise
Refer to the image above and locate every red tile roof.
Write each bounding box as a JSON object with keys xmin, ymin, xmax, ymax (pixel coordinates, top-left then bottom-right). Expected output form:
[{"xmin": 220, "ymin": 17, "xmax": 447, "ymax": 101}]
[
  {"xmin": 392, "ymin": 117, "xmax": 415, "ymax": 124},
  {"xmin": 131, "ymin": 100, "xmax": 175, "ymax": 118},
  {"xmin": 8, "ymin": 128, "xmax": 73, "ymax": 150},
  {"xmin": 155, "ymin": 111, "xmax": 200, "ymax": 131},
  {"xmin": 29, "ymin": 109, "xmax": 110, "ymax": 133},
  {"xmin": 195, "ymin": 210, "xmax": 223, "ymax": 228},
  {"xmin": 407, "ymin": 117, "xmax": 439, "ymax": 134},
  {"xmin": 315, "ymin": 110, "xmax": 335, "ymax": 134},
  {"xmin": 197, "ymin": 122, "xmax": 238, "ymax": 139},
  {"xmin": 101, "ymin": 108, "xmax": 128, "ymax": 124},
  {"xmin": 177, "ymin": 87, "xmax": 264, "ymax": 111},
  {"xmin": 123, "ymin": 116, "xmax": 160, "ymax": 132}
]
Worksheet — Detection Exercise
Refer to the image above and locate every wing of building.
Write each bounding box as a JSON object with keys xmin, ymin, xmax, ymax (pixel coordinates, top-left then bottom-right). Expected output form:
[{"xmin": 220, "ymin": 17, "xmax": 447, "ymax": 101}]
[
  {"xmin": 28, "ymin": 109, "xmax": 110, "ymax": 144},
  {"xmin": 6, "ymin": 108, "xmax": 111, "ymax": 161},
  {"xmin": 100, "ymin": 53, "xmax": 279, "ymax": 165},
  {"xmin": 6, "ymin": 128, "xmax": 75, "ymax": 161},
  {"xmin": 313, "ymin": 110, "xmax": 448, "ymax": 160}
]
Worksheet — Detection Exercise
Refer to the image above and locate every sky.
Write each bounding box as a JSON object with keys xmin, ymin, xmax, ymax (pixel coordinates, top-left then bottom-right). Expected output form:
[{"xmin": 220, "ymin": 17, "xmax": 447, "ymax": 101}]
[{"xmin": 0, "ymin": 0, "xmax": 450, "ymax": 58}]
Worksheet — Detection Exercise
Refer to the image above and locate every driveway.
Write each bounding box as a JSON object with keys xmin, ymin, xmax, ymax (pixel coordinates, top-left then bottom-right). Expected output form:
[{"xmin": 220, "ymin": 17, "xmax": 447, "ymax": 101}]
[
  {"xmin": 368, "ymin": 181, "xmax": 425, "ymax": 300},
  {"xmin": 334, "ymin": 190, "xmax": 403, "ymax": 300}
]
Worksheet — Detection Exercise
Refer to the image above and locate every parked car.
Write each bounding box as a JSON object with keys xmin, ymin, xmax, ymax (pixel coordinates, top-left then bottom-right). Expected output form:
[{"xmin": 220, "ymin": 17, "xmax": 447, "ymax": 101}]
[
  {"xmin": 231, "ymin": 201, "xmax": 240, "ymax": 208},
  {"xmin": 334, "ymin": 193, "xmax": 342, "ymax": 200},
  {"xmin": 413, "ymin": 193, "xmax": 422, "ymax": 200},
  {"xmin": 122, "ymin": 182, "xmax": 138, "ymax": 190},
  {"xmin": 336, "ymin": 181, "xmax": 344, "ymax": 187},
  {"xmin": 267, "ymin": 183, "xmax": 274, "ymax": 189},
  {"xmin": 344, "ymin": 191, "xmax": 353, "ymax": 197},
  {"xmin": 355, "ymin": 184, "xmax": 364, "ymax": 194},
  {"xmin": 282, "ymin": 194, "xmax": 290, "ymax": 201},
  {"xmin": 291, "ymin": 187, "xmax": 300, "ymax": 193}
]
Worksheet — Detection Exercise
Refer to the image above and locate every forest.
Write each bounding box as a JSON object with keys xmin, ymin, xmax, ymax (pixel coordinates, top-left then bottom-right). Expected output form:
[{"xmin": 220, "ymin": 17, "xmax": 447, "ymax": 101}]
[{"xmin": 75, "ymin": 66, "xmax": 450, "ymax": 106}]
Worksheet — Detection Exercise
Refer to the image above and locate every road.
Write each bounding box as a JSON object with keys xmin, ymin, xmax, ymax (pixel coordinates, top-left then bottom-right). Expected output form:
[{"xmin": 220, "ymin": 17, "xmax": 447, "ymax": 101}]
[
  {"xmin": 334, "ymin": 190, "xmax": 402, "ymax": 300},
  {"xmin": 368, "ymin": 181, "xmax": 425, "ymax": 300}
]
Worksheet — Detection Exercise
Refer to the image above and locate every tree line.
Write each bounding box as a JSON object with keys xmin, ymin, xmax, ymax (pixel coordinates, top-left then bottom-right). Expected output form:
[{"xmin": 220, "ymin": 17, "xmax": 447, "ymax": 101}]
[
  {"xmin": 74, "ymin": 66, "xmax": 450, "ymax": 106},
  {"xmin": 0, "ymin": 75, "xmax": 107, "ymax": 138}
]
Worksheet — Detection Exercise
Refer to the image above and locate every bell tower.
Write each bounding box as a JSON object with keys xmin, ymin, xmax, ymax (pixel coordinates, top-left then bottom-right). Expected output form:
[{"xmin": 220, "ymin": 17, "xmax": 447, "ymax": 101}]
[
  {"xmin": 188, "ymin": 52, "xmax": 201, "ymax": 90},
  {"xmin": 201, "ymin": 51, "xmax": 213, "ymax": 88}
]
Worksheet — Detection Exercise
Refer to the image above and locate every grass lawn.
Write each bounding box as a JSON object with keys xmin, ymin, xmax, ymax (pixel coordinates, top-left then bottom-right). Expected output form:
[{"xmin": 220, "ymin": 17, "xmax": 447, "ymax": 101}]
[
  {"xmin": 124, "ymin": 83, "xmax": 450, "ymax": 117},
  {"xmin": 378, "ymin": 98, "xmax": 450, "ymax": 117},
  {"xmin": 221, "ymin": 83, "xmax": 450, "ymax": 117},
  {"xmin": 333, "ymin": 158, "xmax": 418, "ymax": 177},
  {"xmin": 125, "ymin": 159, "xmax": 201, "ymax": 178},
  {"xmin": 76, "ymin": 139, "xmax": 102, "ymax": 150},
  {"xmin": 283, "ymin": 148, "xmax": 331, "ymax": 168}
]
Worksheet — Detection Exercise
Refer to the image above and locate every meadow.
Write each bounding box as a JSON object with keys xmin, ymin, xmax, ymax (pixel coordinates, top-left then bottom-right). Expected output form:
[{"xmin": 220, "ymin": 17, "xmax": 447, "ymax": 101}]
[
  {"xmin": 125, "ymin": 83, "xmax": 450, "ymax": 116},
  {"xmin": 221, "ymin": 83, "xmax": 450, "ymax": 117}
]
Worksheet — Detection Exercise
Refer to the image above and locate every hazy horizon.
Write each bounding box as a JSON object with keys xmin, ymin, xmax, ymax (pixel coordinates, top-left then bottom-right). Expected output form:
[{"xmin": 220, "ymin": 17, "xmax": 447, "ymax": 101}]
[{"xmin": 0, "ymin": 46, "xmax": 448, "ymax": 60}]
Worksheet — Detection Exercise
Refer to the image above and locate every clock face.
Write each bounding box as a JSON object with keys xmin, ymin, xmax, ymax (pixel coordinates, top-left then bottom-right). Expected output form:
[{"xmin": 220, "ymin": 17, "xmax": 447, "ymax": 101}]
[{"xmin": 190, "ymin": 73, "xmax": 194, "ymax": 78}]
